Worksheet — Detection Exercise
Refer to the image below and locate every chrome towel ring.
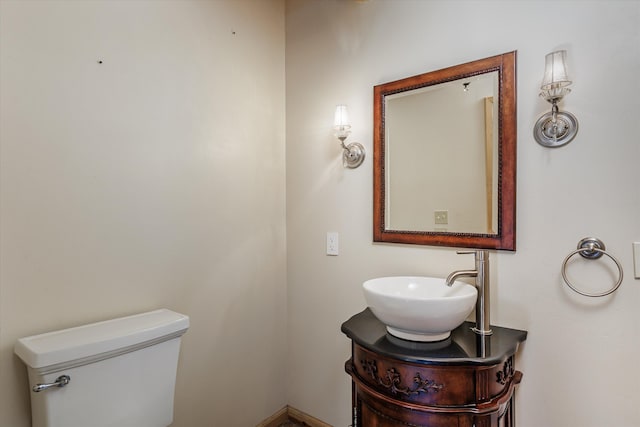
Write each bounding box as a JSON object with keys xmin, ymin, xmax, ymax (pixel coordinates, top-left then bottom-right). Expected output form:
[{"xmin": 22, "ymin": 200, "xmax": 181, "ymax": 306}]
[{"xmin": 561, "ymin": 237, "xmax": 624, "ymax": 297}]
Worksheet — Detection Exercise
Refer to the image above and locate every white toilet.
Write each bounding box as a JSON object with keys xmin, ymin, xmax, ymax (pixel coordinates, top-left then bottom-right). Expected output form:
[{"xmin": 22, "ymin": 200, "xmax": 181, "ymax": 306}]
[{"xmin": 14, "ymin": 308, "xmax": 189, "ymax": 427}]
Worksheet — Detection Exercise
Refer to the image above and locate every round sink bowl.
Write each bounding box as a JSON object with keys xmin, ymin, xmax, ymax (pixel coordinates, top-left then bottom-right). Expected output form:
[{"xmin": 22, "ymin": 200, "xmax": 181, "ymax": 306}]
[{"xmin": 363, "ymin": 276, "xmax": 478, "ymax": 342}]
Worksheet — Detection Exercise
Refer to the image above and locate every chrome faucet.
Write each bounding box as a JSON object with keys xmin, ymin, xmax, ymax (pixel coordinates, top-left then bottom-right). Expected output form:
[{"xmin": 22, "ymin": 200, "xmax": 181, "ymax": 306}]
[{"xmin": 445, "ymin": 250, "xmax": 492, "ymax": 336}]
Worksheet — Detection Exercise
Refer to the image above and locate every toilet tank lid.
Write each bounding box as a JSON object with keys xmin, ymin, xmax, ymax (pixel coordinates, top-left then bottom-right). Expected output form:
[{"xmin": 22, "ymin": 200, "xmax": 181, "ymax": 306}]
[{"xmin": 14, "ymin": 309, "xmax": 189, "ymax": 369}]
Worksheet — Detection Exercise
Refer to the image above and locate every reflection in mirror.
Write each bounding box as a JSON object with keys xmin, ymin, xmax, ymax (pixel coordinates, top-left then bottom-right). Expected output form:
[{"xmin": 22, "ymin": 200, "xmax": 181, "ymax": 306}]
[
  {"xmin": 385, "ymin": 71, "xmax": 498, "ymax": 234},
  {"xmin": 374, "ymin": 52, "xmax": 516, "ymax": 250}
]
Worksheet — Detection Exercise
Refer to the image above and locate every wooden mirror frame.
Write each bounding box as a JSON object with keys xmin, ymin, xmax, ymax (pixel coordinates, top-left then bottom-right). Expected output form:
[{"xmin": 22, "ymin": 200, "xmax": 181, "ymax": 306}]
[{"xmin": 373, "ymin": 51, "xmax": 517, "ymax": 250}]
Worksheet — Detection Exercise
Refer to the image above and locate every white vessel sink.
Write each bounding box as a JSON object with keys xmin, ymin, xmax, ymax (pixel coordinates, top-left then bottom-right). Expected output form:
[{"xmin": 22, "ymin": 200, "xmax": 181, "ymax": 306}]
[{"xmin": 363, "ymin": 276, "xmax": 478, "ymax": 342}]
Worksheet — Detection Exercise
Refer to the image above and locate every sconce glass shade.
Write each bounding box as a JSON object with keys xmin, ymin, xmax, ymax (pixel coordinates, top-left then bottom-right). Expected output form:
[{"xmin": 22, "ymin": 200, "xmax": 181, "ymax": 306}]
[
  {"xmin": 334, "ymin": 105, "xmax": 352, "ymax": 140},
  {"xmin": 333, "ymin": 105, "xmax": 364, "ymax": 168},
  {"xmin": 540, "ymin": 50, "xmax": 572, "ymax": 101},
  {"xmin": 541, "ymin": 50, "xmax": 571, "ymax": 88},
  {"xmin": 334, "ymin": 105, "xmax": 351, "ymax": 127}
]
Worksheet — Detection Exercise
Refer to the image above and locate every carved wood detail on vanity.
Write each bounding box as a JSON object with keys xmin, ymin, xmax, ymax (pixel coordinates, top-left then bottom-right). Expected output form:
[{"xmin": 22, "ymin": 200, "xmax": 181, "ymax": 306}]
[
  {"xmin": 497, "ymin": 356, "xmax": 515, "ymax": 385},
  {"xmin": 360, "ymin": 357, "xmax": 444, "ymax": 396}
]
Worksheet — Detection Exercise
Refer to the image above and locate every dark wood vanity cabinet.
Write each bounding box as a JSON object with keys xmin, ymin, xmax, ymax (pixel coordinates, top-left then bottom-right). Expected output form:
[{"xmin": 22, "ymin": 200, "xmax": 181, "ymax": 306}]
[{"xmin": 342, "ymin": 309, "xmax": 527, "ymax": 427}]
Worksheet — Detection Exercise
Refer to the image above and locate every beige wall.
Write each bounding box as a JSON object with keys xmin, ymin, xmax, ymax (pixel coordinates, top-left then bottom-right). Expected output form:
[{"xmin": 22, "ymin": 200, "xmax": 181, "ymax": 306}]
[
  {"xmin": 2, "ymin": 1, "xmax": 639, "ymax": 427},
  {"xmin": 0, "ymin": 1, "xmax": 286, "ymax": 426},
  {"xmin": 286, "ymin": 1, "xmax": 640, "ymax": 427}
]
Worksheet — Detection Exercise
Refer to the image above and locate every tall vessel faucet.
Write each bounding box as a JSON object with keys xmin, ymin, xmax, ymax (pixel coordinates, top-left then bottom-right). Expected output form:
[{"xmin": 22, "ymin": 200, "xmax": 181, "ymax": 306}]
[{"xmin": 445, "ymin": 250, "xmax": 492, "ymax": 336}]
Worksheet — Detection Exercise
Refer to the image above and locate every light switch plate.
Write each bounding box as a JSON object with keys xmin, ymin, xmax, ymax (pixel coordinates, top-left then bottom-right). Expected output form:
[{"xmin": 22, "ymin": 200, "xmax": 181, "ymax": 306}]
[{"xmin": 633, "ymin": 242, "xmax": 640, "ymax": 279}]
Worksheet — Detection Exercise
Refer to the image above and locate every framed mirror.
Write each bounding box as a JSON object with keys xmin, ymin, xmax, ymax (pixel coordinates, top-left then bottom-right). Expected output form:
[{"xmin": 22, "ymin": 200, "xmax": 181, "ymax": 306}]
[{"xmin": 373, "ymin": 51, "xmax": 516, "ymax": 250}]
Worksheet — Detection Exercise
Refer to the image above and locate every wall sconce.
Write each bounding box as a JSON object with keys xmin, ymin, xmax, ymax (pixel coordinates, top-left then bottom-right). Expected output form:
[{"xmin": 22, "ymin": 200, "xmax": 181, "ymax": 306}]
[
  {"xmin": 534, "ymin": 50, "xmax": 579, "ymax": 147},
  {"xmin": 334, "ymin": 105, "xmax": 365, "ymax": 168}
]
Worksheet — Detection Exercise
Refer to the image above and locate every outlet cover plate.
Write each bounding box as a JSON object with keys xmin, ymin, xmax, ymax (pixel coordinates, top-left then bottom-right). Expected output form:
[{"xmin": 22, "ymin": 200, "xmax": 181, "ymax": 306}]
[
  {"xmin": 633, "ymin": 242, "xmax": 640, "ymax": 279},
  {"xmin": 434, "ymin": 210, "xmax": 448, "ymax": 225}
]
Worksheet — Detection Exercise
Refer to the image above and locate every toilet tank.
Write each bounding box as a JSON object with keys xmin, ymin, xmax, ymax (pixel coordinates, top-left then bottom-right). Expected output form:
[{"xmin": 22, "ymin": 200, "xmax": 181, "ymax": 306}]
[{"xmin": 14, "ymin": 309, "xmax": 189, "ymax": 427}]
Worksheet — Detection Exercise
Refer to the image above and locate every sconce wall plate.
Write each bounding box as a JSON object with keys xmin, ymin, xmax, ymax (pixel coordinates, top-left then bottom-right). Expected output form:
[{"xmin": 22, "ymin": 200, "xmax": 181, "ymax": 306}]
[
  {"xmin": 533, "ymin": 109, "xmax": 579, "ymax": 147},
  {"xmin": 342, "ymin": 141, "xmax": 365, "ymax": 168}
]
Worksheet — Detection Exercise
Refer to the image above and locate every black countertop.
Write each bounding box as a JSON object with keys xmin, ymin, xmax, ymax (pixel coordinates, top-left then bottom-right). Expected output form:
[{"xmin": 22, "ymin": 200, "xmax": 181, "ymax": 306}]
[{"xmin": 341, "ymin": 308, "xmax": 527, "ymax": 366}]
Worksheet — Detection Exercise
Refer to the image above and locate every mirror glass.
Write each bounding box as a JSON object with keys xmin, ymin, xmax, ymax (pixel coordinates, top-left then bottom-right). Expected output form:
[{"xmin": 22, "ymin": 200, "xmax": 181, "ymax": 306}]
[{"xmin": 374, "ymin": 52, "xmax": 516, "ymax": 250}]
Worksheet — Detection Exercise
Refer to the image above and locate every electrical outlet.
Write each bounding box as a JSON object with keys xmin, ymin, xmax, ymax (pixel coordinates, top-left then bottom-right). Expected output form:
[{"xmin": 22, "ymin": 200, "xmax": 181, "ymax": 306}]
[
  {"xmin": 327, "ymin": 232, "xmax": 339, "ymax": 256},
  {"xmin": 434, "ymin": 210, "xmax": 448, "ymax": 225}
]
